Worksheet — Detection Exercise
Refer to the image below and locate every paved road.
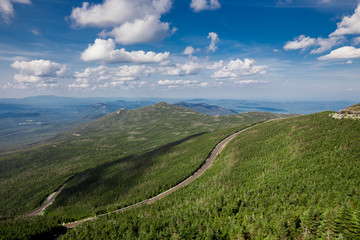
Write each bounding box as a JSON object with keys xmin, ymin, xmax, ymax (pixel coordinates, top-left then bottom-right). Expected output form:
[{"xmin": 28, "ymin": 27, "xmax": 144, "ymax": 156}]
[
  {"xmin": 26, "ymin": 184, "xmax": 68, "ymax": 217},
  {"xmin": 63, "ymin": 127, "xmax": 252, "ymax": 228}
]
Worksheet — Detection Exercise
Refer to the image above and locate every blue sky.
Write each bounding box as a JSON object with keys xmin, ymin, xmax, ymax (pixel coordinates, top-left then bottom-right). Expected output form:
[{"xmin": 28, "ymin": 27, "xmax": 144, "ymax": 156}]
[{"xmin": 0, "ymin": 0, "xmax": 359, "ymax": 100}]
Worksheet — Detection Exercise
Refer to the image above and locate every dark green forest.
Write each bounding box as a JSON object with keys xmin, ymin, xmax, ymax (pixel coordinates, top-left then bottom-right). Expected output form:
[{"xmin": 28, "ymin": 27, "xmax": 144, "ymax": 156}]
[
  {"xmin": 62, "ymin": 112, "xmax": 360, "ymax": 239},
  {"xmin": 1, "ymin": 103, "xmax": 359, "ymax": 239},
  {"xmin": 0, "ymin": 103, "xmax": 284, "ymax": 239},
  {"xmin": 0, "ymin": 103, "xmax": 278, "ymax": 219}
]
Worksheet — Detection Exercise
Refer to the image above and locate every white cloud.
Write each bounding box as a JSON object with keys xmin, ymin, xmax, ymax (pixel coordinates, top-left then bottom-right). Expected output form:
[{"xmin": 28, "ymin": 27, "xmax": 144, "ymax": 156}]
[
  {"xmin": 158, "ymin": 79, "xmax": 208, "ymax": 88},
  {"xmin": 310, "ymin": 36, "xmax": 344, "ymax": 54},
  {"xmin": 157, "ymin": 78, "xmax": 268, "ymax": 89},
  {"xmin": 183, "ymin": 46, "xmax": 201, "ymax": 59},
  {"xmin": 190, "ymin": 0, "xmax": 220, "ymax": 12},
  {"xmin": 318, "ymin": 46, "xmax": 360, "ymax": 60},
  {"xmin": 11, "ymin": 59, "xmax": 66, "ymax": 77},
  {"xmin": 70, "ymin": 65, "xmax": 154, "ymax": 89},
  {"xmin": 10, "ymin": 59, "xmax": 66, "ymax": 88},
  {"xmin": 159, "ymin": 62, "xmax": 203, "ymax": 76},
  {"xmin": 105, "ymin": 15, "xmax": 171, "ymax": 45},
  {"xmin": 31, "ymin": 28, "xmax": 41, "ymax": 36},
  {"xmin": 284, "ymin": 35, "xmax": 317, "ymax": 51},
  {"xmin": 210, "ymin": 58, "xmax": 268, "ymax": 80},
  {"xmin": 81, "ymin": 38, "xmax": 170, "ymax": 63},
  {"xmin": 207, "ymin": 32, "xmax": 219, "ymax": 52},
  {"xmin": 0, "ymin": 0, "xmax": 30, "ymax": 23},
  {"xmin": 207, "ymin": 60, "xmax": 224, "ymax": 69},
  {"xmin": 330, "ymin": 4, "xmax": 360, "ymax": 36},
  {"xmin": 0, "ymin": 0, "xmax": 14, "ymax": 22},
  {"xmin": 353, "ymin": 36, "xmax": 360, "ymax": 45},
  {"xmin": 70, "ymin": 0, "xmax": 174, "ymax": 45},
  {"xmin": 234, "ymin": 80, "xmax": 270, "ymax": 85},
  {"xmin": 70, "ymin": 0, "xmax": 171, "ymax": 27},
  {"xmin": 284, "ymin": 4, "xmax": 360, "ymax": 61},
  {"xmin": 284, "ymin": 35, "xmax": 343, "ymax": 53},
  {"xmin": 183, "ymin": 46, "xmax": 195, "ymax": 56}
]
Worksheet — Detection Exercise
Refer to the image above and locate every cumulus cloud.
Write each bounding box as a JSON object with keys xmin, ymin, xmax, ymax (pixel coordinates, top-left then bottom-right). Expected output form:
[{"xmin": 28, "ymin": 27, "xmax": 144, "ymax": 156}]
[
  {"xmin": 310, "ymin": 36, "xmax": 344, "ymax": 54},
  {"xmin": 158, "ymin": 79, "xmax": 208, "ymax": 88},
  {"xmin": 284, "ymin": 4, "xmax": 360, "ymax": 61},
  {"xmin": 318, "ymin": 46, "xmax": 360, "ymax": 60},
  {"xmin": 207, "ymin": 60, "xmax": 224, "ymax": 69},
  {"xmin": 11, "ymin": 59, "xmax": 66, "ymax": 77},
  {"xmin": 284, "ymin": 35, "xmax": 317, "ymax": 51},
  {"xmin": 159, "ymin": 62, "xmax": 203, "ymax": 76},
  {"xmin": 0, "ymin": 0, "xmax": 30, "ymax": 23},
  {"xmin": 330, "ymin": 4, "xmax": 360, "ymax": 36},
  {"xmin": 81, "ymin": 38, "xmax": 170, "ymax": 63},
  {"xmin": 183, "ymin": 46, "xmax": 195, "ymax": 56},
  {"xmin": 70, "ymin": 0, "xmax": 171, "ymax": 27},
  {"xmin": 190, "ymin": 0, "xmax": 220, "ymax": 12},
  {"xmin": 70, "ymin": 65, "xmax": 154, "ymax": 89},
  {"xmin": 210, "ymin": 58, "xmax": 268, "ymax": 80},
  {"xmin": 10, "ymin": 59, "xmax": 66, "ymax": 88},
  {"xmin": 70, "ymin": 0, "xmax": 174, "ymax": 45},
  {"xmin": 105, "ymin": 15, "xmax": 172, "ymax": 45},
  {"xmin": 284, "ymin": 35, "xmax": 343, "ymax": 53},
  {"xmin": 207, "ymin": 32, "xmax": 219, "ymax": 52}
]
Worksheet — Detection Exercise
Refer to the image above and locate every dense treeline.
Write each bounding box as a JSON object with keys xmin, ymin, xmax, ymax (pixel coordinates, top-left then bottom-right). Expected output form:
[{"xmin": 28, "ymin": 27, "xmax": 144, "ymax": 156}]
[
  {"xmin": 62, "ymin": 205, "xmax": 360, "ymax": 239},
  {"xmin": 0, "ymin": 216, "xmax": 65, "ymax": 240},
  {"xmin": 62, "ymin": 112, "xmax": 360, "ymax": 239}
]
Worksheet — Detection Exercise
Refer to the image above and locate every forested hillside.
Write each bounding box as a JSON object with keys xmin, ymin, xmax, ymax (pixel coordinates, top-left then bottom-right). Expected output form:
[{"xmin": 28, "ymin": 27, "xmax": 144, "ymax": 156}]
[
  {"xmin": 0, "ymin": 103, "xmax": 280, "ymax": 220},
  {"xmin": 62, "ymin": 112, "xmax": 360, "ymax": 239}
]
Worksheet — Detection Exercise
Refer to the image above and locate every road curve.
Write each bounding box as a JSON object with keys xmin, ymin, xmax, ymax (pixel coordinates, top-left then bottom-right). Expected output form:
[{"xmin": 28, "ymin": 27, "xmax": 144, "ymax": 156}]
[
  {"xmin": 63, "ymin": 126, "xmax": 254, "ymax": 228},
  {"xmin": 26, "ymin": 183, "xmax": 68, "ymax": 217}
]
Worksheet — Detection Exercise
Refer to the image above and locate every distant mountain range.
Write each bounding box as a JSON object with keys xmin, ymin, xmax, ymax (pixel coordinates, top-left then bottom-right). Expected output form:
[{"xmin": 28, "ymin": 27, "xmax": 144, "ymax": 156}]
[
  {"xmin": 173, "ymin": 102, "xmax": 238, "ymax": 115},
  {"xmin": 0, "ymin": 95, "xmax": 356, "ymax": 153}
]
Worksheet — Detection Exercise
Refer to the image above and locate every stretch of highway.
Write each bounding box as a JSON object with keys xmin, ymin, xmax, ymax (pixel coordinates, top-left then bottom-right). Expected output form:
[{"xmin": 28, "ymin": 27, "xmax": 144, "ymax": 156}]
[{"xmin": 62, "ymin": 126, "xmax": 252, "ymax": 228}]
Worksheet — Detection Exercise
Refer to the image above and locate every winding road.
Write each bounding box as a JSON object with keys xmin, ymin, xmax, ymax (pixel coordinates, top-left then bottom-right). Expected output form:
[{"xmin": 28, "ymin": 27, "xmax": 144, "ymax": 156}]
[
  {"xmin": 26, "ymin": 183, "xmax": 68, "ymax": 217},
  {"xmin": 62, "ymin": 126, "xmax": 252, "ymax": 228}
]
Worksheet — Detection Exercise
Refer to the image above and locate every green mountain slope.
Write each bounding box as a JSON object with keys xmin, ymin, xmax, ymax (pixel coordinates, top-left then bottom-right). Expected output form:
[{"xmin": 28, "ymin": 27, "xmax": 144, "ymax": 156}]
[
  {"xmin": 62, "ymin": 112, "xmax": 360, "ymax": 239},
  {"xmin": 173, "ymin": 102, "xmax": 238, "ymax": 115},
  {"xmin": 0, "ymin": 102, "xmax": 281, "ymax": 219}
]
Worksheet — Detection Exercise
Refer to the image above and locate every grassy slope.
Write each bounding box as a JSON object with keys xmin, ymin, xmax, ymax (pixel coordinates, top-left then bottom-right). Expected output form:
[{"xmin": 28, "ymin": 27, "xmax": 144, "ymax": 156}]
[
  {"xmin": 63, "ymin": 112, "xmax": 360, "ymax": 239},
  {"xmin": 0, "ymin": 102, "xmax": 280, "ymax": 219}
]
